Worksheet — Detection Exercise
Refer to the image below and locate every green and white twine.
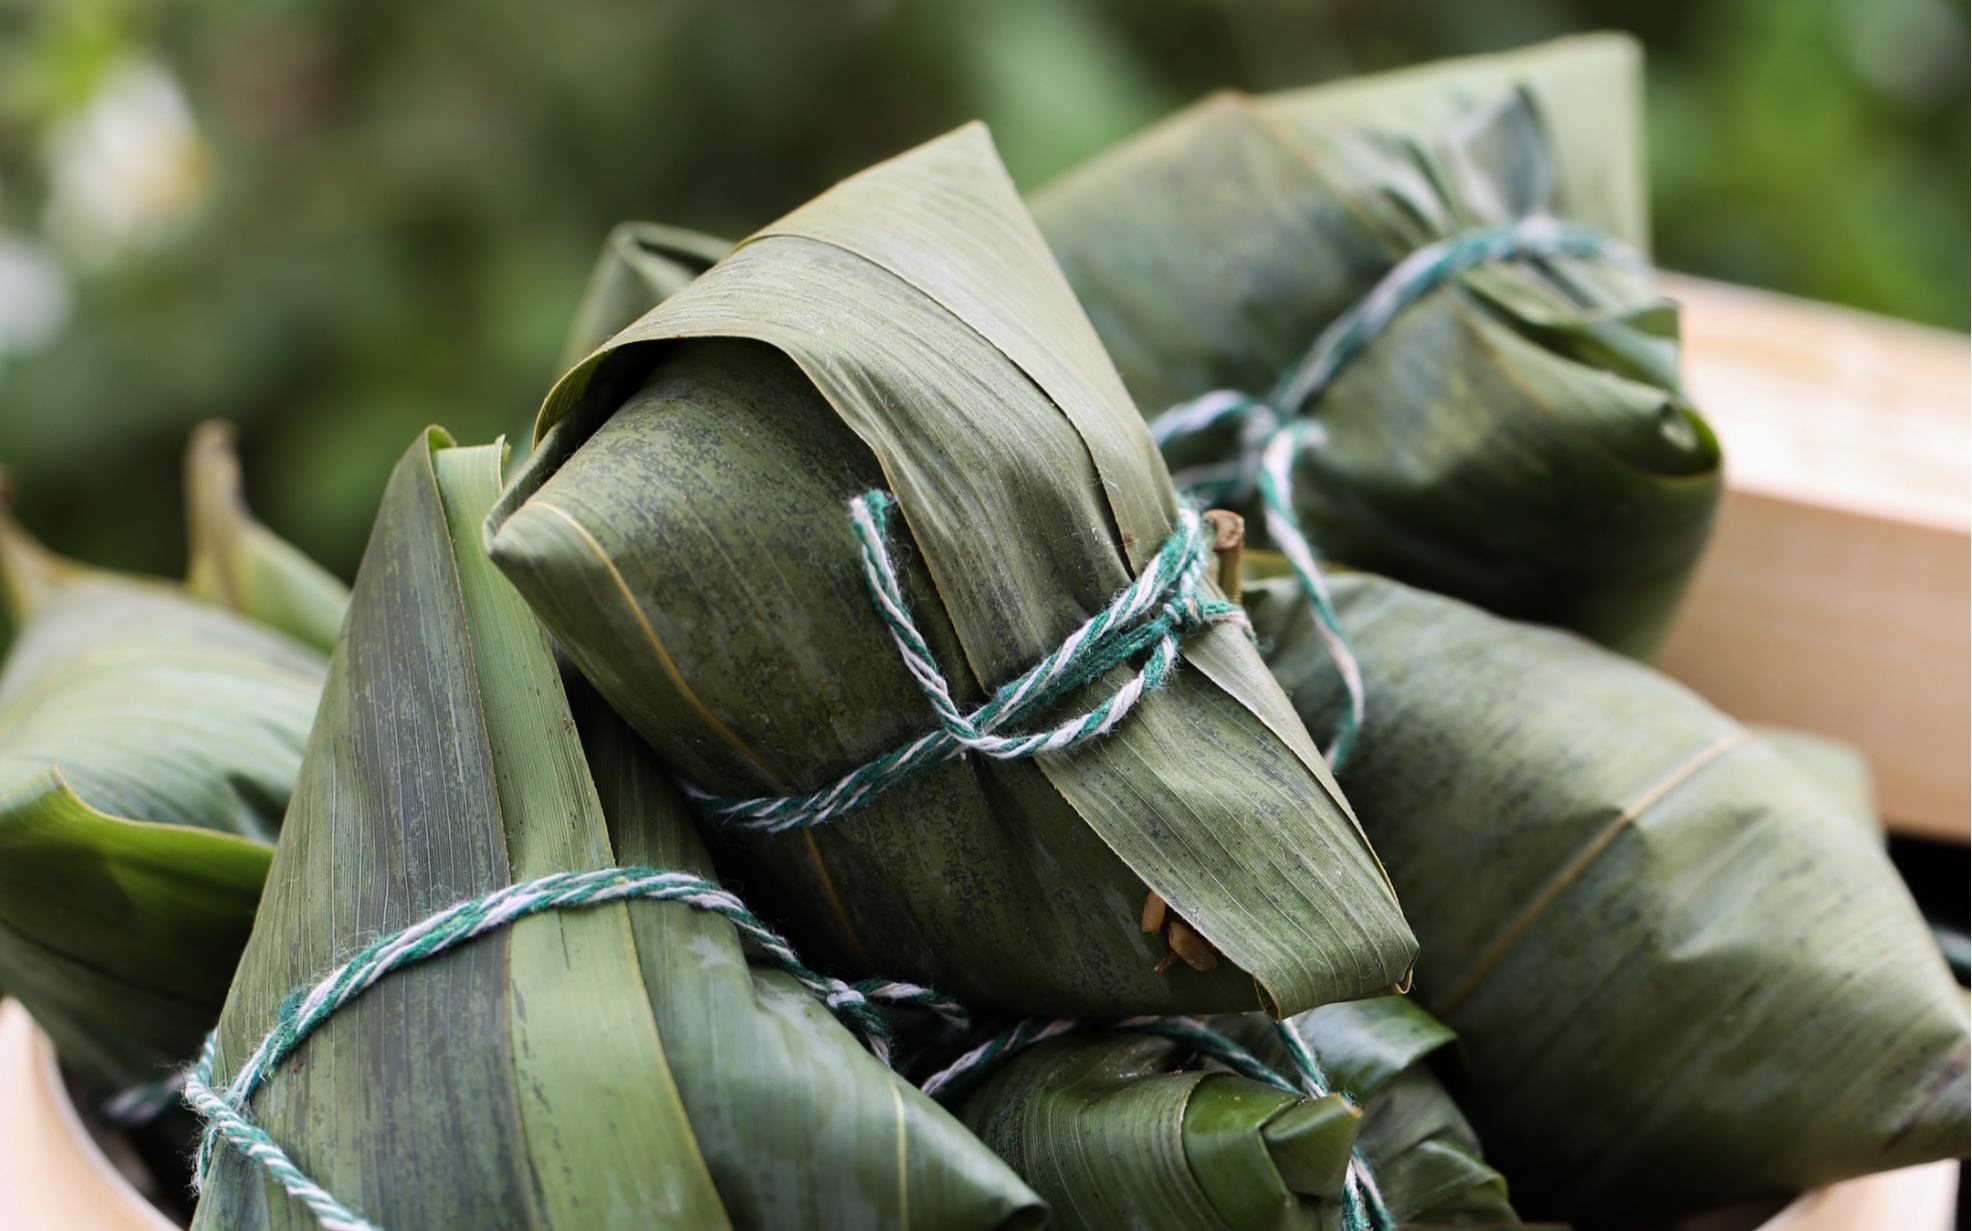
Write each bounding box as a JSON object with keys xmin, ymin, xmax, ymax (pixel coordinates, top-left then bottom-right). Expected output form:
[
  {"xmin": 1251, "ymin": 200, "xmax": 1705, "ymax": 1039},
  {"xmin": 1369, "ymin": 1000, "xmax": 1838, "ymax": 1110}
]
[
  {"xmin": 161, "ymin": 227, "xmax": 1642, "ymax": 1225},
  {"xmin": 690, "ymin": 489, "xmax": 1248, "ymax": 833},
  {"xmin": 1270, "ymin": 1018, "xmax": 1395, "ymax": 1231},
  {"xmin": 1148, "ymin": 214, "xmax": 1643, "ymax": 769},
  {"xmin": 182, "ymin": 865, "xmax": 961, "ymax": 1231},
  {"xmin": 100, "ymin": 1069, "xmax": 186, "ymax": 1129},
  {"xmin": 918, "ymin": 1013, "xmax": 1395, "ymax": 1231},
  {"xmin": 173, "ymin": 491, "xmax": 1244, "ymax": 1229}
]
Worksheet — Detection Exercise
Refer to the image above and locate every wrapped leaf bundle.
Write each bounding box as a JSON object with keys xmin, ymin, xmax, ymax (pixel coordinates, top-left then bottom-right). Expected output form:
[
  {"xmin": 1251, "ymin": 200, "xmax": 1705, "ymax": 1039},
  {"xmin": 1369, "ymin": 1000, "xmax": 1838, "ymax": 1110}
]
[
  {"xmin": 558, "ymin": 221, "xmax": 732, "ymax": 370},
  {"xmin": 952, "ymin": 998, "xmax": 1520, "ymax": 1230},
  {"xmin": 485, "ymin": 125, "xmax": 1415, "ymax": 1018},
  {"xmin": 1271, "ymin": 999, "xmax": 1521, "ymax": 1228},
  {"xmin": 956, "ymin": 1031, "xmax": 1362, "ymax": 1231},
  {"xmin": 183, "ymin": 421, "xmax": 349, "ymax": 655},
  {"xmin": 0, "ymin": 427, "xmax": 340, "ymax": 1093},
  {"xmin": 192, "ymin": 433, "xmax": 1043, "ymax": 1231},
  {"xmin": 1245, "ymin": 563, "xmax": 1971, "ymax": 1226},
  {"xmin": 1031, "ymin": 35, "xmax": 1720, "ymax": 659}
]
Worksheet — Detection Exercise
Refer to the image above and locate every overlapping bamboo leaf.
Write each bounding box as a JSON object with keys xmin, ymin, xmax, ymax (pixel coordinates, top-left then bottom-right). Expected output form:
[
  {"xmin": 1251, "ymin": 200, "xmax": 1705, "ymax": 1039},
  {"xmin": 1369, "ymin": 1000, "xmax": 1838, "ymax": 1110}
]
[
  {"xmin": 0, "ymin": 427, "xmax": 333, "ymax": 1091},
  {"xmin": 581, "ymin": 683, "xmax": 1044, "ymax": 1230},
  {"xmin": 956, "ymin": 998, "xmax": 1522, "ymax": 1229},
  {"xmin": 486, "ymin": 125, "xmax": 1415, "ymax": 1019},
  {"xmin": 558, "ymin": 222, "xmax": 733, "ymax": 371},
  {"xmin": 195, "ymin": 432, "xmax": 1042, "ymax": 1231},
  {"xmin": 958, "ymin": 1032, "xmax": 1357, "ymax": 1231},
  {"xmin": 1245, "ymin": 563, "xmax": 1971, "ymax": 1226},
  {"xmin": 1031, "ymin": 35, "xmax": 1720, "ymax": 659},
  {"xmin": 1269, "ymin": 999, "xmax": 1522, "ymax": 1228},
  {"xmin": 196, "ymin": 433, "xmax": 721, "ymax": 1229},
  {"xmin": 184, "ymin": 421, "xmax": 350, "ymax": 654}
]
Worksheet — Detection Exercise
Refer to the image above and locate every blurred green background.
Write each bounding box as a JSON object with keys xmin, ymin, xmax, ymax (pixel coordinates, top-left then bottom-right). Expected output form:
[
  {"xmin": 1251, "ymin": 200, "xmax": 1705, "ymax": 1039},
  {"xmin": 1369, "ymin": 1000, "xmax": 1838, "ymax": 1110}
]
[{"xmin": 0, "ymin": 0, "xmax": 1965, "ymax": 581}]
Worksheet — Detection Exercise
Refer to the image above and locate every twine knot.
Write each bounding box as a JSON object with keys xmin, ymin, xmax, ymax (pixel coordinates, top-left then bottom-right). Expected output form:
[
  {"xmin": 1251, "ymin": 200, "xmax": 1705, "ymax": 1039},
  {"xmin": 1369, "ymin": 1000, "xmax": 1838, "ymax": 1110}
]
[
  {"xmin": 1147, "ymin": 215, "xmax": 1640, "ymax": 769},
  {"xmin": 691, "ymin": 490, "xmax": 1249, "ymax": 834},
  {"xmin": 918, "ymin": 1012, "xmax": 1396, "ymax": 1231}
]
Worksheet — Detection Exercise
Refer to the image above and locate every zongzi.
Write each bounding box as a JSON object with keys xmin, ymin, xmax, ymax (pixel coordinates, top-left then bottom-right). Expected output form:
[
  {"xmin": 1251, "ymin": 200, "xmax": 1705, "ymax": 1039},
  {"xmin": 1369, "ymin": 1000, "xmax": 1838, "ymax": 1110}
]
[
  {"xmin": 1264, "ymin": 998, "xmax": 1523, "ymax": 1228},
  {"xmin": 951, "ymin": 998, "xmax": 1521, "ymax": 1230},
  {"xmin": 191, "ymin": 432, "xmax": 1043, "ymax": 1231},
  {"xmin": 486, "ymin": 124, "xmax": 1415, "ymax": 1019},
  {"xmin": 558, "ymin": 221, "xmax": 732, "ymax": 370},
  {"xmin": 184, "ymin": 420, "xmax": 349, "ymax": 654},
  {"xmin": 1246, "ymin": 562, "xmax": 1971, "ymax": 1226},
  {"xmin": 1031, "ymin": 35, "xmax": 1720, "ymax": 660},
  {"xmin": 580, "ymin": 677, "xmax": 1045, "ymax": 1231},
  {"xmin": 0, "ymin": 427, "xmax": 339, "ymax": 1093},
  {"xmin": 957, "ymin": 1030, "xmax": 1359, "ymax": 1231}
]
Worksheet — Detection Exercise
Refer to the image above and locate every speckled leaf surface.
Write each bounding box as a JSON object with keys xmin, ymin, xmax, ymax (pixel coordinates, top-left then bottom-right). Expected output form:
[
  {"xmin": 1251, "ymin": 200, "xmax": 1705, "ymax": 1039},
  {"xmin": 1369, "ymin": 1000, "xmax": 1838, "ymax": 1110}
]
[
  {"xmin": 1247, "ymin": 566, "xmax": 1971, "ymax": 1227},
  {"xmin": 487, "ymin": 125, "xmax": 1412, "ymax": 1019},
  {"xmin": 1030, "ymin": 35, "xmax": 1720, "ymax": 658},
  {"xmin": 194, "ymin": 436, "xmax": 726, "ymax": 1231},
  {"xmin": 0, "ymin": 448, "xmax": 325, "ymax": 1088},
  {"xmin": 580, "ymin": 681, "xmax": 1044, "ymax": 1231}
]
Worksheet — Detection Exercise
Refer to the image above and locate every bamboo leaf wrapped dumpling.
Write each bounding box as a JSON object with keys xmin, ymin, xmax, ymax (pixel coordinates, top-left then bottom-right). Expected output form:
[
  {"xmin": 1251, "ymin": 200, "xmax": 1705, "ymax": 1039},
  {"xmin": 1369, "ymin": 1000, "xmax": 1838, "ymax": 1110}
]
[
  {"xmin": 557, "ymin": 221, "xmax": 731, "ymax": 370},
  {"xmin": 0, "ymin": 427, "xmax": 339, "ymax": 1093},
  {"xmin": 1266, "ymin": 999, "xmax": 1521, "ymax": 1227},
  {"xmin": 580, "ymin": 681, "xmax": 1043, "ymax": 1230},
  {"xmin": 956, "ymin": 1032, "xmax": 1362, "ymax": 1231},
  {"xmin": 193, "ymin": 433, "xmax": 1042, "ymax": 1231},
  {"xmin": 1031, "ymin": 35, "xmax": 1720, "ymax": 659},
  {"xmin": 184, "ymin": 421, "xmax": 350, "ymax": 654},
  {"xmin": 485, "ymin": 125, "xmax": 1415, "ymax": 1018},
  {"xmin": 950, "ymin": 998, "xmax": 1521, "ymax": 1230},
  {"xmin": 1244, "ymin": 564, "xmax": 1971, "ymax": 1226}
]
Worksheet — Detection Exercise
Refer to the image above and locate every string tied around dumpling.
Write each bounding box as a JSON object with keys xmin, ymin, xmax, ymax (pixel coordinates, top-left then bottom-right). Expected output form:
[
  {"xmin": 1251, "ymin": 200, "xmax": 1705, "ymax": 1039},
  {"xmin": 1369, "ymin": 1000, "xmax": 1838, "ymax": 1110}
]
[
  {"xmin": 174, "ymin": 865, "xmax": 967, "ymax": 1231},
  {"xmin": 1148, "ymin": 214, "xmax": 1645, "ymax": 770},
  {"xmin": 686, "ymin": 488, "xmax": 1250, "ymax": 835},
  {"xmin": 917, "ymin": 1013, "xmax": 1397, "ymax": 1231}
]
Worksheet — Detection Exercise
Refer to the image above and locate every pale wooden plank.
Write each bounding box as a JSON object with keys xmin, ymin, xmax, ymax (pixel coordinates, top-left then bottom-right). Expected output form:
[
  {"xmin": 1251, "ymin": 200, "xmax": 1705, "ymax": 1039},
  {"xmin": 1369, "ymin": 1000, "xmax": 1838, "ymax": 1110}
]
[
  {"xmin": 0, "ymin": 1001, "xmax": 177, "ymax": 1231},
  {"xmin": 1658, "ymin": 276, "xmax": 1971, "ymax": 842},
  {"xmin": 1757, "ymin": 1160, "xmax": 1963, "ymax": 1231},
  {"xmin": 1660, "ymin": 488, "xmax": 1969, "ymax": 839}
]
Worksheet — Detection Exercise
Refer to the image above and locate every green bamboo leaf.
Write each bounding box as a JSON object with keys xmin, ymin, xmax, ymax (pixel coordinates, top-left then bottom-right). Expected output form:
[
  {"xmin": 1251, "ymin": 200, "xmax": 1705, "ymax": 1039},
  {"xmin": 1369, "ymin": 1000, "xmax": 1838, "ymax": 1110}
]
[
  {"xmin": 1247, "ymin": 35, "xmax": 1651, "ymax": 251},
  {"xmin": 0, "ymin": 480, "xmax": 82, "ymax": 647},
  {"xmin": 0, "ymin": 775, "xmax": 271, "ymax": 1087},
  {"xmin": 955, "ymin": 1000, "xmax": 1522, "ymax": 1230},
  {"xmin": 1030, "ymin": 35, "xmax": 1721, "ymax": 659},
  {"xmin": 0, "ymin": 492, "xmax": 322, "ymax": 1090},
  {"xmin": 185, "ymin": 420, "xmax": 351, "ymax": 654},
  {"xmin": 958, "ymin": 1032, "xmax": 1331, "ymax": 1231},
  {"xmin": 558, "ymin": 222, "xmax": 733, "ymax": 371},
  {"xmin": 195, "ymin": 432, "xmax": 1042, "ymax": 1230},
  {"xmin": 1245, "ymin": 564, "xmax": 1971, "ymax": 1226},
  {"xmin": 1752, "ymin": 726, "xmax": 1878, "ymax": 837},
  {"xmin": 194, "ymin": 433, "xmax": 727, "ymax": 1230},
  {"xmin": 1272, "ymin": 999, "xmax": 1521, "ymax": 1227},
  {"xmin": 579, "ymin": 678, "xmax": 1044, "ymax": 1231},
  {"xmin": 487, "ymin": 123, "xmax": 1415, "ymax": 1022},
  {"xmin": 1277, "ymin": 996, "xmax": 1459, "ymax": 1100}
]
